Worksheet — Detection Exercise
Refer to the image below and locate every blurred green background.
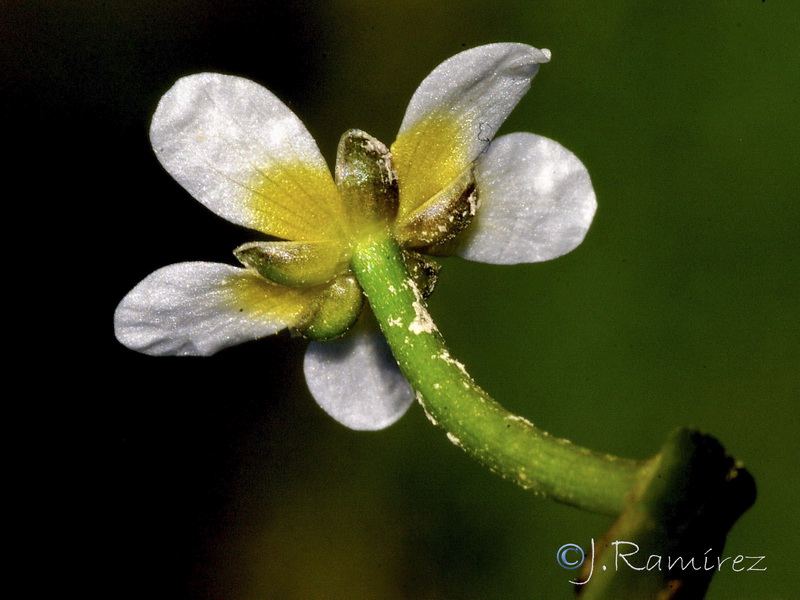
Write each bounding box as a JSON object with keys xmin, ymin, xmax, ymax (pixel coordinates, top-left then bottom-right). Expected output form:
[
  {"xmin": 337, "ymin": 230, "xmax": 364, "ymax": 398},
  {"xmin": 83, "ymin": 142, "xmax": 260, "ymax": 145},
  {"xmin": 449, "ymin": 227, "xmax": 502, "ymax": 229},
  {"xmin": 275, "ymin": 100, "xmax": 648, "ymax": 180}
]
[{"xmin": 8, "ymin": 0, "xmax": 796, "ymax": 598}]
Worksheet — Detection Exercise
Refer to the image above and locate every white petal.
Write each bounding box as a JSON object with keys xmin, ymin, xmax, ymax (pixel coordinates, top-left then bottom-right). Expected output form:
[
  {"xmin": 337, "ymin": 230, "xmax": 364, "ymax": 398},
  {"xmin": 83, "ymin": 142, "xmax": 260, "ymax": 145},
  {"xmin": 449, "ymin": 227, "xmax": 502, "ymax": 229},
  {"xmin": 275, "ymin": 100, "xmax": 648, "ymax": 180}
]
[
  {"xmin": 391, "ymin": 44, "xmax": 550, "ymax": 219},
  {"xmin": 115, "ymin": 262, "xmax": 316, "ymax": 356},
  {"xmin": 455, "ymin": 133, "xmax": 597, "ymax": 265},
  {"xmin": 398, "ymin": 43, "xmax": 550, "ymax": 159},
  {"xmin": 303, "ymin": 318, "xmax": 414, "ymax": 431},
  {"xmin": 150, "ymin": 73, "xmax": 344, "ymax": 240}
]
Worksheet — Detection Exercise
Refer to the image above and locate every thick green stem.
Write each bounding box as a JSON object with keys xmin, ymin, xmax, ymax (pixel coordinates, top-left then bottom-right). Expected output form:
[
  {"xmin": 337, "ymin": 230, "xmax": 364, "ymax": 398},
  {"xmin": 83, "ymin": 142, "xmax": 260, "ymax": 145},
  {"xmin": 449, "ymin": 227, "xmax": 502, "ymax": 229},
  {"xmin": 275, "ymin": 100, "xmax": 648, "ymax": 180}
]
[{"xmin": 351, "ymin": 233, "xmax": 645, "ymax": 515}]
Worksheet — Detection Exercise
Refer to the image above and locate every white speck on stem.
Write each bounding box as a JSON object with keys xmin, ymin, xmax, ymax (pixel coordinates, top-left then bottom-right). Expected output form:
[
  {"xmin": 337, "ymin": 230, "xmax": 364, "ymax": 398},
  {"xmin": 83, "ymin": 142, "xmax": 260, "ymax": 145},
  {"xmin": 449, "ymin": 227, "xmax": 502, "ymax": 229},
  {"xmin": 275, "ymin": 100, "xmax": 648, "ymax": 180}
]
[
  {"xmin": 409, "ymin": 300, "xmax": 436, "ymax": 334},
  {"xmin": 421, "ymin": 406, "xmax": 438, "ymax": 426},
  {"xmin": 506, "ymin": 414, "xmax": 534, "ymax": 428},
  {"xmin": 407, "ymin": 279, "xmax": 437, "ymax": 335},
  {"xmin": 437, "ymin": 350, "xmax": 469, "ymax": 377},
  {"xmin": 406, "ymin": 278, "xmax": 423, "ymax": 301},
  {"xmin": 446, "ymin": 432, "xmax": 463, "ymax": 448}
]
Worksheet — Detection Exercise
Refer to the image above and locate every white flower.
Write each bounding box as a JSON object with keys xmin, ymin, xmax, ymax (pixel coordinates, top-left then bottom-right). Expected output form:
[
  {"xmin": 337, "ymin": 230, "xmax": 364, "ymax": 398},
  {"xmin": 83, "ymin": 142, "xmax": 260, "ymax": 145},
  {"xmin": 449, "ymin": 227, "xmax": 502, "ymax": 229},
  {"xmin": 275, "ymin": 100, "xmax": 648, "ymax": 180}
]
[{"xmin": 114, "ymin": 43, "xmax": 596, "ymax": 430}]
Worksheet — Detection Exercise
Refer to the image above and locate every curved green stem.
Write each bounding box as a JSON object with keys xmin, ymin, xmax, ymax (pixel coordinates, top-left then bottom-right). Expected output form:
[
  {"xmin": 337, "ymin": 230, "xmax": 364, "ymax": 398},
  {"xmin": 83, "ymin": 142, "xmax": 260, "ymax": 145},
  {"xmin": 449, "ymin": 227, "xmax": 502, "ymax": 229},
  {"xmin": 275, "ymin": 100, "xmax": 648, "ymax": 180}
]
[{"xmin": 351, "ymin": 233, "xmax": 646, "ymax": 516}]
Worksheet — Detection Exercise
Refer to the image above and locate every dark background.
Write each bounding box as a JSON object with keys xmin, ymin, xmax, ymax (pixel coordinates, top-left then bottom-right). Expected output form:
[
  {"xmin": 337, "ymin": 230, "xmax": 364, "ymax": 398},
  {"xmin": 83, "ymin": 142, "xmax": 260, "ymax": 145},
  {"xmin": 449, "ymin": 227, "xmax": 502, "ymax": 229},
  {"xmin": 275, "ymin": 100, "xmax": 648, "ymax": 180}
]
[{"xmin": 7, "ymin": 1, "xmax": 797, "ymax": 598}]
